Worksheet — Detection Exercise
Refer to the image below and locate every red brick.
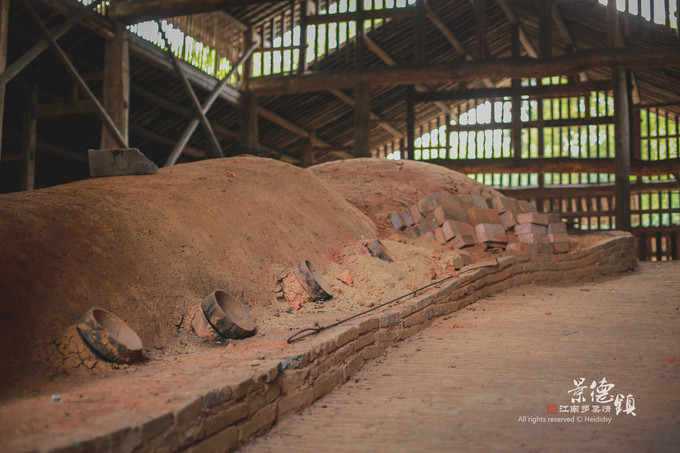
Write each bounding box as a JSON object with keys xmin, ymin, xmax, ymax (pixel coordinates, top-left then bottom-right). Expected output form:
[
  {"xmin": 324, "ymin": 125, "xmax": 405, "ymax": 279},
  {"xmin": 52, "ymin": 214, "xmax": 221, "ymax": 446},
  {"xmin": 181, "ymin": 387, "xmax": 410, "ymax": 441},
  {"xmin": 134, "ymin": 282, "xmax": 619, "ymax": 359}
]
[
  {"xmin": 238, "ymin": 403, "xmax": 277, "ymax": 441},
  {"xmin": 418, "ymin": 194, "xmax": 441, "ymax": 215},
  {"xmin": 492, "ymin": 196, "xmax": 520, "ymax": 214},
  {"xmin": 433, "ymin": 227, "xmax": 447, "ymax": 244},
  {"xmin": 516, "ymin": 212, "xmax": 550, "ymax": 226},
  {"xmin": 424, "ymin": 230, "xmax": 436, "ymax": 243},
  {"xmin": 553, "ymin": 242, "xmax": 570, "ymax": 254},
  {"xmin": 450, "ymin": 234, "xmax": 477, "ymax": 248},
  {"xmin": 390, "ymin": 212, "xmax": 406, "ymax": 230},
  {"xmin": 518, "ymin": 200, "xmax": 538, "ymax": 213},
  {"xmin": 518, "ymin": 233, "xmax": 549, "ymax": 244},
  {"xmin": 458, "ymin": 194, "xmax": 489, "ymax": 209},
  {"xmin": 474, "ymin": 223, "xmax": 508, "ymax": 245},
  {"xmin": 432, "ymin": 203, "xmax": 471, "ymax": 225},
  {"xmin": 467, "ymin": 208, "xmax": 501, "ymax": 225},
  {"xmin": 500, "ymin": 210, "xmax": 517, "ymax": 229},
  {"xmin": 515, "ymin": 223, "xmax": 547, "ymax": 235},
  {"xmin": 409, "ymin": 205, "xmax": 423, "ymax": 224},
  {"xmin": 547, "ymin": 213, "xmax": 562, "ymax": 223},
  {"xmin": 441, "ymin": 220, "xmax": 476, "ymax": 242},
  {"xmin": 548, "ymin": 233, "xmax": 570, "ymax": 243},
  {"xmin": 547, "ymin": 222, "xmax": 567, "ymax": 234},
  {"xmin": 400, "ymin": 208, "xmax": 414, "ymax": 227},
  {"xmin": 403, "ymin": 225, "xmax": 421, "ymax": 239},
  {"xmin": 418, "ymin": 212, "xmax": 438, "ymax": 234}
]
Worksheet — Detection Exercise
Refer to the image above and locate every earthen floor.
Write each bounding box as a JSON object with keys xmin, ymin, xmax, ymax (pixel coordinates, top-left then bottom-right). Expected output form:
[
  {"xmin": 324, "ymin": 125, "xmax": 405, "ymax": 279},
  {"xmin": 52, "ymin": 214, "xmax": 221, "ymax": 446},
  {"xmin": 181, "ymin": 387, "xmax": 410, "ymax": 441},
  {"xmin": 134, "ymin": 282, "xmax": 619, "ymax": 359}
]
[{"xmin": 240, "ymin": 261, "xmax": 680, "ymax": 452}]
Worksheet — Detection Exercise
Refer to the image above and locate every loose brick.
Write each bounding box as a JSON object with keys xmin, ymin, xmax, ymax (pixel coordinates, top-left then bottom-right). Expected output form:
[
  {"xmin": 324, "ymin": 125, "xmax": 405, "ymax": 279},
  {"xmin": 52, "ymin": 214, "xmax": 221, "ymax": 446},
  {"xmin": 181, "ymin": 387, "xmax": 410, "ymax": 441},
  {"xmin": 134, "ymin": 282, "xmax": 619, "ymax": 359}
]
[
  {"xmin": 500, "ymin": 210, "xmax": 517, "ymax": 229},
  {"xmin": 492, "ymin": 196, "xmax": 520, "ymax": 214},
  {"xmin": 517, "ymin": 233, "xmax": 549, "ymax": 244},
  {"xmin": 547, "ymin": 222, "xmax": 567, "ymax": 234},
  {"xmin": 516, "ymin": 212, "xmax": 550, "ymax": 226},
  {"xmin": 458, "ymin": 194, "xmax": 489, "ymax": 209},
  {"xmin": 432, "ymin": 204, "xmax": 471, "ymax": 225},
  {"xmin": 409, "ymin": 205, "xmax": 423, "ymax": 224},
  {"xmin": 547, "ymin": 213, "xmax": 562, "ymax": 223},
  {"xmin": 548, "ymin": 233, "xmax": 569, "ymax": 243},
  {"xmin": 467, "ymin": 208, "xmax": 501, "ymax": 225},
  {"xmin": 441, "ymin": 220, "xmax": 477, "ymax": 242},
  {"xmin": 390, "ymin": 212, "xmax": 406, "ymax": 230},
  {"xmin": 417, "ymin": 195, "xmax": 438, "ymax": 215},
  {"xmin": 515, "ymin": 223, "xmax": 547, "ymax": 235},
  {"xmin": 418, "ymin": 212, "xmax": 438, "ymax": 234},
  {"xmin": 553, "ymin": 242, "xmax": 570, "ymax": 254},
  {"xmin": 400, "ymin": 208, "xmax": 414, "ymax": 227},
  {"xmin": 450, "ymin": 234, "xmax": 477, "ymax": 249},
  {"xmin": 475, "ymin": 223, "xmax": 508, "ymax": 245},
  {"xmin": 518, "ymin": 200, "xmax": 538, "ymax": 213},
  {"xmin": 433, "ymin": 227, "xmax": 447, "ymax": 244},
  {"xmin": 403, "ymin": 225, "xmax": 421, "ymax": 239}
]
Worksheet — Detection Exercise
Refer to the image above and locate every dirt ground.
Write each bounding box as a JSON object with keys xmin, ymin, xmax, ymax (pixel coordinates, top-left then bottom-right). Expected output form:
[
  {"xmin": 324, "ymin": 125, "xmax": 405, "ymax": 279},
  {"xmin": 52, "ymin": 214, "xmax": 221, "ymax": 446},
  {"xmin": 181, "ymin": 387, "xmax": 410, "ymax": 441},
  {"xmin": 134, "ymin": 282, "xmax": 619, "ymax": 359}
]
[
  {"xmin": 241, "ymin": 261, "xmax": 680, "ymax": 452},
  {"xmin": 0, "ymin": 157, "xmax": 504, "ymax": 401}
]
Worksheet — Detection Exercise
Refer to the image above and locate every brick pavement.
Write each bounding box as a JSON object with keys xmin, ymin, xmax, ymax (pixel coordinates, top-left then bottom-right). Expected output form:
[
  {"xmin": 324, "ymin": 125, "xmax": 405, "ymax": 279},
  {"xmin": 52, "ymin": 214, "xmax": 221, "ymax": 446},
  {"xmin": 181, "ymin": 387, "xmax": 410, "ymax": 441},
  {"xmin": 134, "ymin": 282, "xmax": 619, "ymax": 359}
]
[{"xmin": 240, "ymin": 261, "xmax": 680, "ymax": 452}]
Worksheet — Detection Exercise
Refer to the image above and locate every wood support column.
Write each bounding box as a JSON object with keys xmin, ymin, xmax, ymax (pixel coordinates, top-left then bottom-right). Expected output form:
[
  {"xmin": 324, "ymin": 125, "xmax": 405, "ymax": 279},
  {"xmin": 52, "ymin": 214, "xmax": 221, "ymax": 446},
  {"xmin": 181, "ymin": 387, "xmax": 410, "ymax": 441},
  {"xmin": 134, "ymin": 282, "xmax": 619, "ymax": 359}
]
[
  {"xmin": 406, "ymin": 85, "xmax": 415, "ymax": 160},
  {"xmin": 539, "ymin": 0, "xmax": 552, "ymax": 58},
  {"xmin": 239, "ymin": 91, "xmax": 259, "ymax": 147},
  {"xmin": 100, "ymin": 22, "xmax": 130, "ymax": 149},
  {"xmin": 614, "ymin": 67, "xmax": 632, "ymax": 231},
  {"xmin": 414, "ymin": 0, "xmax": 426, "ymax": 64},
  {"xmin": 21, "ymin": 85, "xmax": 38, "ymax": 191},
  {"xmin": 298, "ymin": 0, "xmax": 308, "ymax": 74},
  {"xmin": 302, "ymin": 130, "xmax": 316, "ymax": 167},
  {"xmin": 0, "ymin": 0, "xmax": 9, "ymax": 162},
  {"xmin": 472, "ymin": 0, "xmax": 488, "ymax": 60},
  {"xmin": 353, "ymin": 84, "xmax": 370, "ymax": 158},
  {"xmin": 510, "ymin": 21, "xmax": 521, "ymax": 159}
]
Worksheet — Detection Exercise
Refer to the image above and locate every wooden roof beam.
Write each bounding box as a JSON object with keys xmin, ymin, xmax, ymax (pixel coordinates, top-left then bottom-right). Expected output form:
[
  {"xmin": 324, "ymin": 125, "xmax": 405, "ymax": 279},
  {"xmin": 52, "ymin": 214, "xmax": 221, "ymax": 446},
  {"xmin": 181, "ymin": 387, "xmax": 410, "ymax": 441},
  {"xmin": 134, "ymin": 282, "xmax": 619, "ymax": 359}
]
[
  {"xmin": 108, "ymin": 0, "xmax": 287, "ymax": 24},
  {"xmin": 364, "ymin": 36, "xmax": 456, "ymax": 116},
  {"xmin": 249, "ymin": 46, "xmax": 680, "ymax": 96},
  {"xmin": 495, "ymin": 0, "xmax": 539, "ymax": 58},
  {"xmin": 329, "ymin": 89, "xmax": 404, "ymax": 139}
]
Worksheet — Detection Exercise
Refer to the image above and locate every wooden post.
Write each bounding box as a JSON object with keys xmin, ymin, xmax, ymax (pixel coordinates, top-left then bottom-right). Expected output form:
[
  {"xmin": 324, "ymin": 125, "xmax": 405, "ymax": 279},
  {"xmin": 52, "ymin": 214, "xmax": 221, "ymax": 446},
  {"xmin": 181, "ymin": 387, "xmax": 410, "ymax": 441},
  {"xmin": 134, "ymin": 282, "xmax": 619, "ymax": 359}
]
[
  {"xmin": 297, "ymin": 0, "xmax": 308, "ymax": 74},
  {"xmin": 239, "ymin": 91, "xmax": 259, "ymax": 147},
  {"xmin": 510, "ymin": 21, "xmax": 521, "ymax": 159},
  {"xmin": 472, "ymin": 0, "xmax": 488, "ymax": 60},
  {"xmin": 100, "ymin": 22, "xmax": 130, "ymax": 149},
  {"xmin": 614, "ymin": 67, "xmax": 631, "ymax": 231},
  {"xmin": 0, "ymin": 0, "xmax": 9, "ymax": 162},
  {"xmin": 302, "ymin": 130, "xmax": 316, "ymax": 167},
  {"xmin": 354, "ymin": 84, "xmax": 370, "ymax": 158},
  {"xmin": 607, "ymin": 0, "xmax": 623, "ymax": 47},
  {"xmin": 406, "ymin": 85, "xmax": 415, "ymax": 160},
  {"xmin": 414, "ymin": 0, "xmax": 426, "ymax": 64},
  {"xmin": 21, "ymin": 85, "xmax": 38, "ymax": 191}
]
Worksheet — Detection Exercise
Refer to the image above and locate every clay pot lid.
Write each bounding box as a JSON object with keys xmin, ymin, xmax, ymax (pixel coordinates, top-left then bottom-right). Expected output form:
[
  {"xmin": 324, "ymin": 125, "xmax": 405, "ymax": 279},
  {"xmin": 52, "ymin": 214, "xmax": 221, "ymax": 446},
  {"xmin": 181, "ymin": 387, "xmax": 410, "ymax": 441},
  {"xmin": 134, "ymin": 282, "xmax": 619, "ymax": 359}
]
[
  {"xmin": 76, "ymin": 307, "xmax": 143, "ymax": 364},
  {"xmin": 294, "ymin": 259, "xmax": 333, "ymax": 301},
  {"xmin": 201, "ymin": 290, "xmax": 256, "ymax": 339}
]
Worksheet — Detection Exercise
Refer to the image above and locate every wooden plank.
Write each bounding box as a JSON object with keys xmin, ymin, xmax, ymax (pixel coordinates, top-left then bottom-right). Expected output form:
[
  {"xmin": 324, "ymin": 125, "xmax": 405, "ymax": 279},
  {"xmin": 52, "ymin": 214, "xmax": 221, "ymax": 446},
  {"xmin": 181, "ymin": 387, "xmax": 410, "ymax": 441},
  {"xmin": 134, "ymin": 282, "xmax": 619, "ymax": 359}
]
[
  {"xmin": 614, "ymin": 67, "xmax": 632, "ymax": 231},
  {"xmin": 108, "ymin": 0, "xmax": 283, "ymax": 24},
  {"xmin": 20, "ymin": 85, "xmax": 37, "ymax": 191},
  {"xmin": 501, "ymin": 180, "xmax": 680, "ymax": 198},
  {"xmin": 36, "ymin": 100, "xmax": 95, "ymax": 117},
  {"xmin": 0, "ymin": 0, "xmax": 8, "ymax": 161},
  {"xmin": 413, "ymin": 81, "xmax": 614, "ymax": 102},
  {"xmin": 101, "ymin": 23, "xmax": 130, "ymax": 149},
  {"xmin": 248, "ymin": 46, "xmax": 680, "ymax": 95},
  {"xmin": 425, "ymin": 157, "xmax": 680, "ymax": 176},
  {"xmin": 414, "ymin": 0, "xmax": 426, "ymax": 65},
  {"xmin": 496, "ymin": 0, "xmax": 539, "ymax": 58},
  {"xmin": 539, "ymin": 0, "xmax": 552, "ymax": 58},
  {"xmin": 239, "ymin": 91, "xmax": 259, "ymax": 147},
  {"xmin": 473, "ymin": 0, "xmax": 488, "ymax": 60},
  {"xmin": 302, "ymin": 130, "xmax": 316, "ymax": 167},
  {"xmin": 406, "ymin": 85, "xmax": 415, "ymax": 160}
]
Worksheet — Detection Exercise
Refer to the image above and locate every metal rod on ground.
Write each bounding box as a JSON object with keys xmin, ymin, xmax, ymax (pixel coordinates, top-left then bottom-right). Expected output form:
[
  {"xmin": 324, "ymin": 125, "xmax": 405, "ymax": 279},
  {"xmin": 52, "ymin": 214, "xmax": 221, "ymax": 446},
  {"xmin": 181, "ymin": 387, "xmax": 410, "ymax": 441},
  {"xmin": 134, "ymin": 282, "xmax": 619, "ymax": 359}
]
[
  {"xmin": 165, "ymin": 40, "xmax": 259, "ymax": 166},
  {"xmin": 0, "ymin": 0, "xmax": 104, "ymax": 88},
  {"xmin": 287, "ymin": 259, "xmax": 499, "ymax": 344},
  {"xmin": 156, "ymin": 21, "xmax": 224, "ymax": 159},
  {"xmin": 19, "ymin": 0, "xmax": 127, "ymax": 148}
]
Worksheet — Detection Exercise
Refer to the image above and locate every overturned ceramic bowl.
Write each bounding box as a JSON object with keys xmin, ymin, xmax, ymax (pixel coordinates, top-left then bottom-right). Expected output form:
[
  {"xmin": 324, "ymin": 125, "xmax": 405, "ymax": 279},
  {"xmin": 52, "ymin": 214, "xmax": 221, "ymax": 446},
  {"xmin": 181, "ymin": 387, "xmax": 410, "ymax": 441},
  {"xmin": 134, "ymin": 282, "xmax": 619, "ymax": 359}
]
[
  {"xmin": 201, "ymin": 290, "xmax": 256, "ymax": 339},
  {"xmin": 76, "ymin": 307, "xmax": 143, "ymax": 364},
  {"xmin": 293, "ymin": 259, "xmax": 333, "ymax": 301},
  {"xmin": 365, "ymin": 239, "xmax": 397, "ymax": 262}
]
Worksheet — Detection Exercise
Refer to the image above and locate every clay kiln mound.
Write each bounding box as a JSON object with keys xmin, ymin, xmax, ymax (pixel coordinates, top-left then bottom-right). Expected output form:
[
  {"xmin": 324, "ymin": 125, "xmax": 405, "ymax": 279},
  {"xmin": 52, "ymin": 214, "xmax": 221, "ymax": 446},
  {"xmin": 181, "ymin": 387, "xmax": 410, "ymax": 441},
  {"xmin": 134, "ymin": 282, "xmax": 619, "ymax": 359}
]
[
  {"xmin": 310, "ymin": 158, "xmax": 502, "ymax": 236},
  {"xmin": 0, "ymin": 157, "xmax": 376, "ymax": 392}
]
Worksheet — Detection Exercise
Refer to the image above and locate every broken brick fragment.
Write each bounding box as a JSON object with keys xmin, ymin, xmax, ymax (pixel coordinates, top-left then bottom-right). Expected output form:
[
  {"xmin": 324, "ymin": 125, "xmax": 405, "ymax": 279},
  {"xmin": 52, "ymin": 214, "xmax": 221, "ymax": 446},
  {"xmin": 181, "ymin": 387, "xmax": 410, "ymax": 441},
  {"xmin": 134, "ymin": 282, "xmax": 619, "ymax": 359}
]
[
  {"xmin": 474, "ymin": 223, "xmax": 508, "ymax": 245},
  {"xmin": 336, "ymin": 270, "xmax": 354, "ymax": 286}
]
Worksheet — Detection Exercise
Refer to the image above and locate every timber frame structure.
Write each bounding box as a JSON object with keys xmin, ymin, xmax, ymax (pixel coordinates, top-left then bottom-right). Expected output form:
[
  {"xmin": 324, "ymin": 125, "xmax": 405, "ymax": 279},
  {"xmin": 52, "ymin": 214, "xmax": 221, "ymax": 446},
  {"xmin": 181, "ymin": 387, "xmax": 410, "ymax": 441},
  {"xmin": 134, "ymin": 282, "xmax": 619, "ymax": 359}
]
[{"xmin": 0, "ymin": 0, "xmax": 679, "ymax": 259}]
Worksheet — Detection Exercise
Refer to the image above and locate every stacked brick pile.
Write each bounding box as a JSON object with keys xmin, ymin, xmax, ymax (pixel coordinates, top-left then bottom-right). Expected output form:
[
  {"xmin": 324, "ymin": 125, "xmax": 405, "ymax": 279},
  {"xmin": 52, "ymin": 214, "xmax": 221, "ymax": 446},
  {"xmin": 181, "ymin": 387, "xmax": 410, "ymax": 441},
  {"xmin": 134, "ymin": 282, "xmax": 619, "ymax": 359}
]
[{"xmin": 390, "ymin": 193, "xmax": 570, "ymax": 254}]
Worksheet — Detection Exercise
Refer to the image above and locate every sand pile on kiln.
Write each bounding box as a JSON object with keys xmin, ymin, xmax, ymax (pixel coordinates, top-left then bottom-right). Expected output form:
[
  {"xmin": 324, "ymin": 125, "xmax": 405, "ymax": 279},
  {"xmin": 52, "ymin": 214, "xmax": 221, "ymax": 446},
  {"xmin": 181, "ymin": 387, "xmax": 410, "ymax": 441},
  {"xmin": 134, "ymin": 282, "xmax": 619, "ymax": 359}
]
[
  {"xmin": 310, "ymin": 158, "xmax": 501, "ymax": 235},
  {"xmin": 0, "ymin": 157, "xmax": 376, "ymax": 391}
]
